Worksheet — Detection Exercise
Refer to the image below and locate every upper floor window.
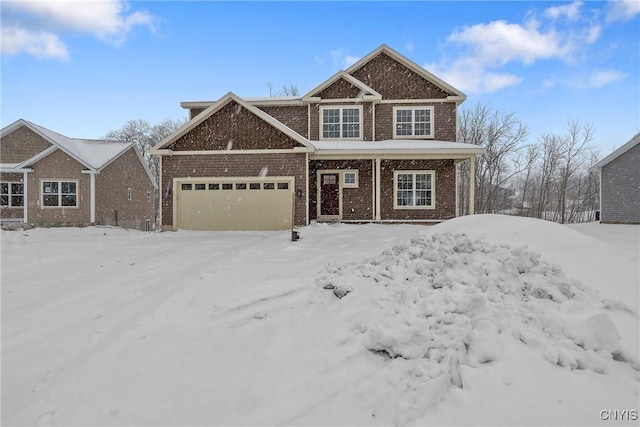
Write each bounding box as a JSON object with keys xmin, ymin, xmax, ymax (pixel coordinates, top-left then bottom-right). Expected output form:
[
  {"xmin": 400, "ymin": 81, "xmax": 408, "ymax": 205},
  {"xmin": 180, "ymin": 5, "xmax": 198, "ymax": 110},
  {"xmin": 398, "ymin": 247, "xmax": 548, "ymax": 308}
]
[
  {"xmin": 42, "ymin": 180, "xmax": 77, "ymax": 207},
  {"xmin": 1, "ymin": 182, "xmax": 24, "ymax": 207},
  {"xmin": 320, "ymin": 106, "xmax": 362, "ymax": 140},
  {"xmin": 393, "ymin": 106, "xmax": 434, "ymax": 139}
]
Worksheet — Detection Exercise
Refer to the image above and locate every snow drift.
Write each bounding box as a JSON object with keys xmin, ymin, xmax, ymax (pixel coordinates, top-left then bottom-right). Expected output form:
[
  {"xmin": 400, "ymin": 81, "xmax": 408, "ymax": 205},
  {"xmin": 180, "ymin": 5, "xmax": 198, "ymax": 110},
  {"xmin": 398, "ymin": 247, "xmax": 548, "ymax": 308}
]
[{"xmin": 317, "ymin": 231, "xmax": 638, "ymax": 423}]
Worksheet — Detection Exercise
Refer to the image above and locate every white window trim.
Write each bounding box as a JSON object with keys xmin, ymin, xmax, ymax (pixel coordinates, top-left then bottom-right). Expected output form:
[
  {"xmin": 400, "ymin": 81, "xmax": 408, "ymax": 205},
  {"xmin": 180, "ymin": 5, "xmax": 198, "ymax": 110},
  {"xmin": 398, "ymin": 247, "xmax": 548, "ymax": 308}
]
[
  {"xmin": 40, "ymin": 179, "xmax": 79, "ymax": 209},
  {"xmin": 342, "ymin": 170, "xmax": 359, "ymax": 188},
  {"xmin": 0, "ymin": 182, "xmax": 24, "ymax": 208},
  {"xmin": 392, "ymin": 106, "xmax": 434, "ymax": 139},
  {"xmin": 393, "ymin": 170, "xmax": 435, "ymax": 210},
  {"xmin": 319, "ymin": 105, "xmax": 364, "ymax": 141}
]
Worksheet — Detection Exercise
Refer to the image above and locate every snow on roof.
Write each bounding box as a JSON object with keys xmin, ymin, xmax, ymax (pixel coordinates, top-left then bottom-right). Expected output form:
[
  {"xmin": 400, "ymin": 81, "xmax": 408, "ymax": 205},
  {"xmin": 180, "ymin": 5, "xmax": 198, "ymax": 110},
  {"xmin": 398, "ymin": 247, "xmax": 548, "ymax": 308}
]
[
  {"xmin": 310, "ymin": 139, "xmax": 484, "ymax": 154},
  {"xmin": 25, "ymin": 120, "xmax": 133, "ymax": 170}
]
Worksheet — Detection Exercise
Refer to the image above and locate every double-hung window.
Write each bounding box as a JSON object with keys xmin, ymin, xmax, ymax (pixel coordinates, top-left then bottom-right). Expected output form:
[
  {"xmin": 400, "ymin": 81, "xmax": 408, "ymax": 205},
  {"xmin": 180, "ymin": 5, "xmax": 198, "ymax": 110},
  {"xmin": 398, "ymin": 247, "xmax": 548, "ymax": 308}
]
[
  {"xmin": 321, "ymin": 106, "xmax": 362, "ymax": 139},
  {"xmin": 42, "ymin": 180, "xmax": 77, "ymax": 207},
  {"xmin": 393, "ymin": 106, "xmax": 434, "ymax": 138},
  {"xmin": 1, "ymin": 182, "xmax": 24, "ymax": 207},
  {"xmin": 394, "ymin": 171, "xmax": 435, "ymax": 209}
]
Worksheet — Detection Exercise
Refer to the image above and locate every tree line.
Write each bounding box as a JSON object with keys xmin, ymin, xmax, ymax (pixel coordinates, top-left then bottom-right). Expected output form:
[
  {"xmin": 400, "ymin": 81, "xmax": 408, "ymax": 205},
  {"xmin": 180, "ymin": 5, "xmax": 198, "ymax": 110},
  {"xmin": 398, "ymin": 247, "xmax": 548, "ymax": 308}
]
[{"xmin": 457, "ymin": 103, "xmax": 601, "ymax": 224}]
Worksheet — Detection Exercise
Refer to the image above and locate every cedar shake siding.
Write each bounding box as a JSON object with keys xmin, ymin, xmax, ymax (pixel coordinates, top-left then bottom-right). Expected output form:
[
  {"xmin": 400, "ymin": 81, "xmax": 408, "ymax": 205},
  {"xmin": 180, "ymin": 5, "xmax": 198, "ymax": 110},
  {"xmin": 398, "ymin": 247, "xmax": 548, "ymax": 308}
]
[
  {"xmin": 27, "ymin": 149, "xmax": 92, "ymax": 225},
  {"xmin": 95, "ymin": 147, "xmax": 155, "ymax": 230},
  {"xmin": 375, "ymin": 103, "xmax": 457, "ymax": 141},
  {"xmin": 170, "ymin": 101, "xmax": 305, "ymax": 151},
  {"xmin": 256, "ymin": 105, "xmax": 308, "ymax": 137},
  {"xmin": 380, "ymin": 159, "xmax": 456, "ymax": 220},
  {"xmin": 315, "ymin": 78, "xmax": 362, "ymax": 99},
  {"xmin": 0, "ymin": 126, "xmax": 52, "ymax": 163},
  {"xmin": 600, "ymin": 142, "xmax": 640, "ymax": 224},
  {"xmin": 309, "ymin": 159, "xmax": 374, "ymax": 221},
  {"xmin": 350, "ymin": 52, "xmax": 452, "ymax": 99},
  {"xmin": 190, "ymin": 108, "xmax": 206, "ymax": 120},
  {"xmin": 161, "ymin": 153, "xmax": 307, "ymax": 227}
]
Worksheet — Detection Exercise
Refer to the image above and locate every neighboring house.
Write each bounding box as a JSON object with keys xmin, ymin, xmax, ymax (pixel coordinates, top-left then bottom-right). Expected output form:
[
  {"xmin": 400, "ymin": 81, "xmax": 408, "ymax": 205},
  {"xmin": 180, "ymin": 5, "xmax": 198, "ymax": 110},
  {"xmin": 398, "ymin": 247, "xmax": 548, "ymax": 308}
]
[
  {"xmin": 590, "ymin": 133, "xmax": 640, "ymax": 224},
  {"xmin": 0, "ymin": 119, "xmax": 158, "ymax": 230},
  {"xmin": 151, "ymin": 44, "xmax": 484, "ymax": 232}
]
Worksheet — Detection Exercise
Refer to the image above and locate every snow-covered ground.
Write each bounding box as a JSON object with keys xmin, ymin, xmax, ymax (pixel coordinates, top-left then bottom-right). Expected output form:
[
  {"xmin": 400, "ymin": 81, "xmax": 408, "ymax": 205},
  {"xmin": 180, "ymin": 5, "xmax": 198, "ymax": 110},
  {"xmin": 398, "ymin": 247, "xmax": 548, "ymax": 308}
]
[{"xmin": 1, "ymin": 215, "xmax": 638, "ymax": 426}]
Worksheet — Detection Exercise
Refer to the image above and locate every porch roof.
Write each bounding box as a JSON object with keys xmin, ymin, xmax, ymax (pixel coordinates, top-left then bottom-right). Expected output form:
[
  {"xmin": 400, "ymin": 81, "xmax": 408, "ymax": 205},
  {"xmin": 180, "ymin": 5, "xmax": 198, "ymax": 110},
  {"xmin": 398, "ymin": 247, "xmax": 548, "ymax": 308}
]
[{"xmin": 309, "ymin": 139, "xmax": 484, "ymax": 156}]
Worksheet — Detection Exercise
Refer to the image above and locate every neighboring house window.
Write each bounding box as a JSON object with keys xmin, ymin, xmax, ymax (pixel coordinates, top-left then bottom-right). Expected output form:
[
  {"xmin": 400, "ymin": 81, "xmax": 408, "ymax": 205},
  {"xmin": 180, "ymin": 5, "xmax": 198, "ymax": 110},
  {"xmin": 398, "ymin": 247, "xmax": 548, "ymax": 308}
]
[
  {"xmin": 42, "ymin": 181, "xmax": 77, "ymax": 207},
  {"xmin": 342, "ymin": 171, "xmax": 359, "ymax": 188},
  {"xmin": 147, "ymin": 191, "xmax": 151, "ymax": 202},
  {"xmin": 1, "ymin": 182, "xmax": 24, "ymax": 207},
  {"xmin": 393, "ymin": 106, "xmax": 434, "ymax": 138},
  {"xmin": 321, "ymin": 106, "xmax": 362, "ymax": 139},
  {"xmin": 394, "ymin": 171, "xmax": 435, "ymax": 209},
  {"xmin": 127, "ymin": 188, "xmax": 132, "ymax": 201}
]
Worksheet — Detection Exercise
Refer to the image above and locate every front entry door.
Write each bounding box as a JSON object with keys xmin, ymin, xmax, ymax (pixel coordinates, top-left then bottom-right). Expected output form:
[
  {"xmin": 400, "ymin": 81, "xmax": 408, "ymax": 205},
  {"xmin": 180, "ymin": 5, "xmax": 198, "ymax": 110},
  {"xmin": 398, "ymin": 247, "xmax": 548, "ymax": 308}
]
[{"xmin": 320, "ymin": 173, "xmax": 340, "ymax": 216}]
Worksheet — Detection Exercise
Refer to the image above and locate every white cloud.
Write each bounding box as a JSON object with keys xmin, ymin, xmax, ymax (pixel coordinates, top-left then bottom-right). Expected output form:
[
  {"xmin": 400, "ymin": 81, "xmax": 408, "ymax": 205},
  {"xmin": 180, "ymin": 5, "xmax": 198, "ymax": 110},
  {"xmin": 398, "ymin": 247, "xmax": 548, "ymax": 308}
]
[
  {"xmin": 426, "ymin": 57, "xmax": 523, "ymax": 94},
  {"xmin": 343, "ymin": 55, "xmax": 360, "ymax": 67},
  {"xmin": 544, "ymin": 1, "xmax": 583, "ymax": 21},
  {"xmin": 447, "ymin": 20, "xmax": 572, "ymax": 66},
  {"xmin": 1, "ymin": 0, "xmax": 155, "ymax": 59},
  {"xmin": 329, "ymin": 49, "xmax": 360, "ymax": 68},
  {"xmin": 586, "ymin": 69, "xmax": 628, "ymax": 88},
  {"xmin": 606, "ymin": 0, "xmax": 640, "ymax": 22},
  {"xmin": 539, "ymin": 78, "xmax": 557, "ymax": 92},
  {"xmin": 1, "ymin": 26, "xmax": 69, "ymax": 60}
]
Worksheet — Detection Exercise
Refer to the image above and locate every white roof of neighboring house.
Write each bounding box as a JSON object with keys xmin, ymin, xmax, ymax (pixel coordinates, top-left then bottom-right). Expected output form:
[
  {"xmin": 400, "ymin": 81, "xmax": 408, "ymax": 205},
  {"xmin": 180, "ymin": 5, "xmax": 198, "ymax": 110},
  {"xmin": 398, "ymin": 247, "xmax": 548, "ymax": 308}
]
[
  {"xmin": 1, "ymin": 119, "xmax": 158, "ymax": 188},
  {"xmin": 23, "ymin": 120, "xmax": 133, "ymax": 170},
  {"xmin": 590, "ymin": 132, "xmax": 640, "ymax": 171},
  {"xmin": 310, "ymin": 139, "xmax": 484, "ymax": 156}
]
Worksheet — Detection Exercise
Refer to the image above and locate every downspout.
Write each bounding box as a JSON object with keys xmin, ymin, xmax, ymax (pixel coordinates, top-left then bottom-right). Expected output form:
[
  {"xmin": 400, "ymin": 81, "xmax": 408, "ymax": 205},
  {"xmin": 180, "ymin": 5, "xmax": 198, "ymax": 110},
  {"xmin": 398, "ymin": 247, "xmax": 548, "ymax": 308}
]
[
  {"xmin": 158, "ymin": 155, "xmax": 163, "ymax": 230},
  {"xmin": 22, "ymin": 171, "xmax": 28, "ymax": 223},
  {"xmin": 371, "ymin": 159, "xmax": 375, "ymax": 220},
  {"xmin": 468, "ymin": 155, "xmax": 476, "ymax": 215},
  {"xmin": 375, "ymin": 157, "xmax": 381, "ymax": 220},
  {"xmin": 455, "ymin": 162, "xmax": 459, "ymax": 217},
  {"xmin": 305, "ymin": 152, "xmax": 309, "ymax": 225},
  {"xmin": 90, "ymin": 171, "xmax": 96, "ymax": 224},
  {"xmin": 371, "ymin": 102, "xmax": 376, "ymax": 141}
]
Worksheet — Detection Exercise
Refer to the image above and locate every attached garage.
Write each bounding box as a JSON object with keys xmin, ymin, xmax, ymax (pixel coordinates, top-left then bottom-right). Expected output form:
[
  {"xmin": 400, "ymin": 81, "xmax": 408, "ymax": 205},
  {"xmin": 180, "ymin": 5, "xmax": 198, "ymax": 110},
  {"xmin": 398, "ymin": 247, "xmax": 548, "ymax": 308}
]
[{"xmin": 174, "ymin": 177, "xmax": 295, "ymax": 231}]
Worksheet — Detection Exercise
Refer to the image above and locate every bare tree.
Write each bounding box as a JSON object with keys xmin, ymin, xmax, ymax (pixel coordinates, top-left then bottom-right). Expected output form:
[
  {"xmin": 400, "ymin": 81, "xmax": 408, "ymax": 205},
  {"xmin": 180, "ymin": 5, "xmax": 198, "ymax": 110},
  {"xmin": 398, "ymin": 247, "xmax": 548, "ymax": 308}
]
[
  {"xmin": 458, "ymin": 103, "xmax": 529, "ymax": 214},
  {"xmin": 104, "ymin": 118, "xmax": 186, "ymax": 182},
  {"xmin": 268, "ymin": 82, "xmax": 300, "ymax": 97}
]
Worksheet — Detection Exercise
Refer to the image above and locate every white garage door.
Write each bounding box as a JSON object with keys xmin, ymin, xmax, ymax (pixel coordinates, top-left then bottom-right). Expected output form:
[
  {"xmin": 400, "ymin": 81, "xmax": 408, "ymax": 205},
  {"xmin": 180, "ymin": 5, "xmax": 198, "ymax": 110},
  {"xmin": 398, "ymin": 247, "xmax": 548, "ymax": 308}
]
[{"xmin": 175, "ymin": 177, "xmax": 294, "ymax": 231}]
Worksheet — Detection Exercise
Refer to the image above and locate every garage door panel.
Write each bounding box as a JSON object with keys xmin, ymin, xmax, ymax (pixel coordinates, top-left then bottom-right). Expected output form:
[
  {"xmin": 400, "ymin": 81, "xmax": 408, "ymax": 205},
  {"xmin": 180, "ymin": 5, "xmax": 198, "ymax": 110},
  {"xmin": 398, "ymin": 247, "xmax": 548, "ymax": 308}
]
[{"xmin": 176, "ymin": 178, "xmax": 293, "ymax": 231}]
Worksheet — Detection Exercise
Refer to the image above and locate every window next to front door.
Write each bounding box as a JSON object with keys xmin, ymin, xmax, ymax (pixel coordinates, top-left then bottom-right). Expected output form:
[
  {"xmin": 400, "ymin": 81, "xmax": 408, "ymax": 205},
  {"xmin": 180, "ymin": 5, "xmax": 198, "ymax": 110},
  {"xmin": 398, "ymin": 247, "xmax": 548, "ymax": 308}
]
[
  {"xmin": 42, "ymin": 180, "xmax": 78, "ymax": 207},
  {"xmin": 394, "ymin": 171, "xmax": 435, "ymax": 209}
]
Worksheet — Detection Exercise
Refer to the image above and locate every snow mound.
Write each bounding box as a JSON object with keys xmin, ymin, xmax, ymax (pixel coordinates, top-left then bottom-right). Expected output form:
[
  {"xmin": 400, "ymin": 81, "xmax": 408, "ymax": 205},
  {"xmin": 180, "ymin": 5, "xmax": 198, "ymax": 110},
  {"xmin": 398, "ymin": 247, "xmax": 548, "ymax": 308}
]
[{"xmin": 317, "ymin": 233, "xmax": 629, "ymax": 394}]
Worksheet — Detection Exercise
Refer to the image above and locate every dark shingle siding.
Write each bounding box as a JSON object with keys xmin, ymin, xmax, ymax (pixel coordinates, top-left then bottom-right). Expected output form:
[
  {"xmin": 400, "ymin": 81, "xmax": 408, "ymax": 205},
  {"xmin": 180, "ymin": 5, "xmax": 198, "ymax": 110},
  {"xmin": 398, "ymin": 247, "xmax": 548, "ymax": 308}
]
[{"xmin": 601, "ymin": 142, "xmax": 640, "ymax": 224}]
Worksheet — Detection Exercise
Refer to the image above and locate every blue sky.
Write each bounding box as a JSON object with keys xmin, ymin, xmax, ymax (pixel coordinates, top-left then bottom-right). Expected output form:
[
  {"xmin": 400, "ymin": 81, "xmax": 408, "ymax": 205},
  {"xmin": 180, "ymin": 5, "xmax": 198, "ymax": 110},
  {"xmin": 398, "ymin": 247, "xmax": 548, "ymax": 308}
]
[{"xmin": 1, "ymin": 1, "xmax": 639, "ymax": 155}]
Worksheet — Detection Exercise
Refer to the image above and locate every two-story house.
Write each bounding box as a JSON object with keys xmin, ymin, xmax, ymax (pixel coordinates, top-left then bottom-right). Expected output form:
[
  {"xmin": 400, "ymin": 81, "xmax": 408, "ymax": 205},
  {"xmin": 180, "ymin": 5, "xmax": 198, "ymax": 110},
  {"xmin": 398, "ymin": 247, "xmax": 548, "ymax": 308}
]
[{"xmin": 151, "ymin": 45, "xmax": 484, "ymax": 231}]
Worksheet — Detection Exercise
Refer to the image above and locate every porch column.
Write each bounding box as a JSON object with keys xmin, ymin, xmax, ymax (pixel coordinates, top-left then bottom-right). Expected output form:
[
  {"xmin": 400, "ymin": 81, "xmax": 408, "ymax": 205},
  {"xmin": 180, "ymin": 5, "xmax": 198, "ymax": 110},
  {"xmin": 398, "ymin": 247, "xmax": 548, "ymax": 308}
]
[
  {"xmin": 90, "ymin": 172, "xmax": 96, "ymax": 224},
  {"xmin": 22, "ymin": 171, "xmax": 28, "ymax": 223},
  {"xmin": 468, "ymin": 156, "xmax": 476, "ymax": 215},
  {"xmin": 375, "ymin": 157, "xmax": 381, "ymax": 220}
]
